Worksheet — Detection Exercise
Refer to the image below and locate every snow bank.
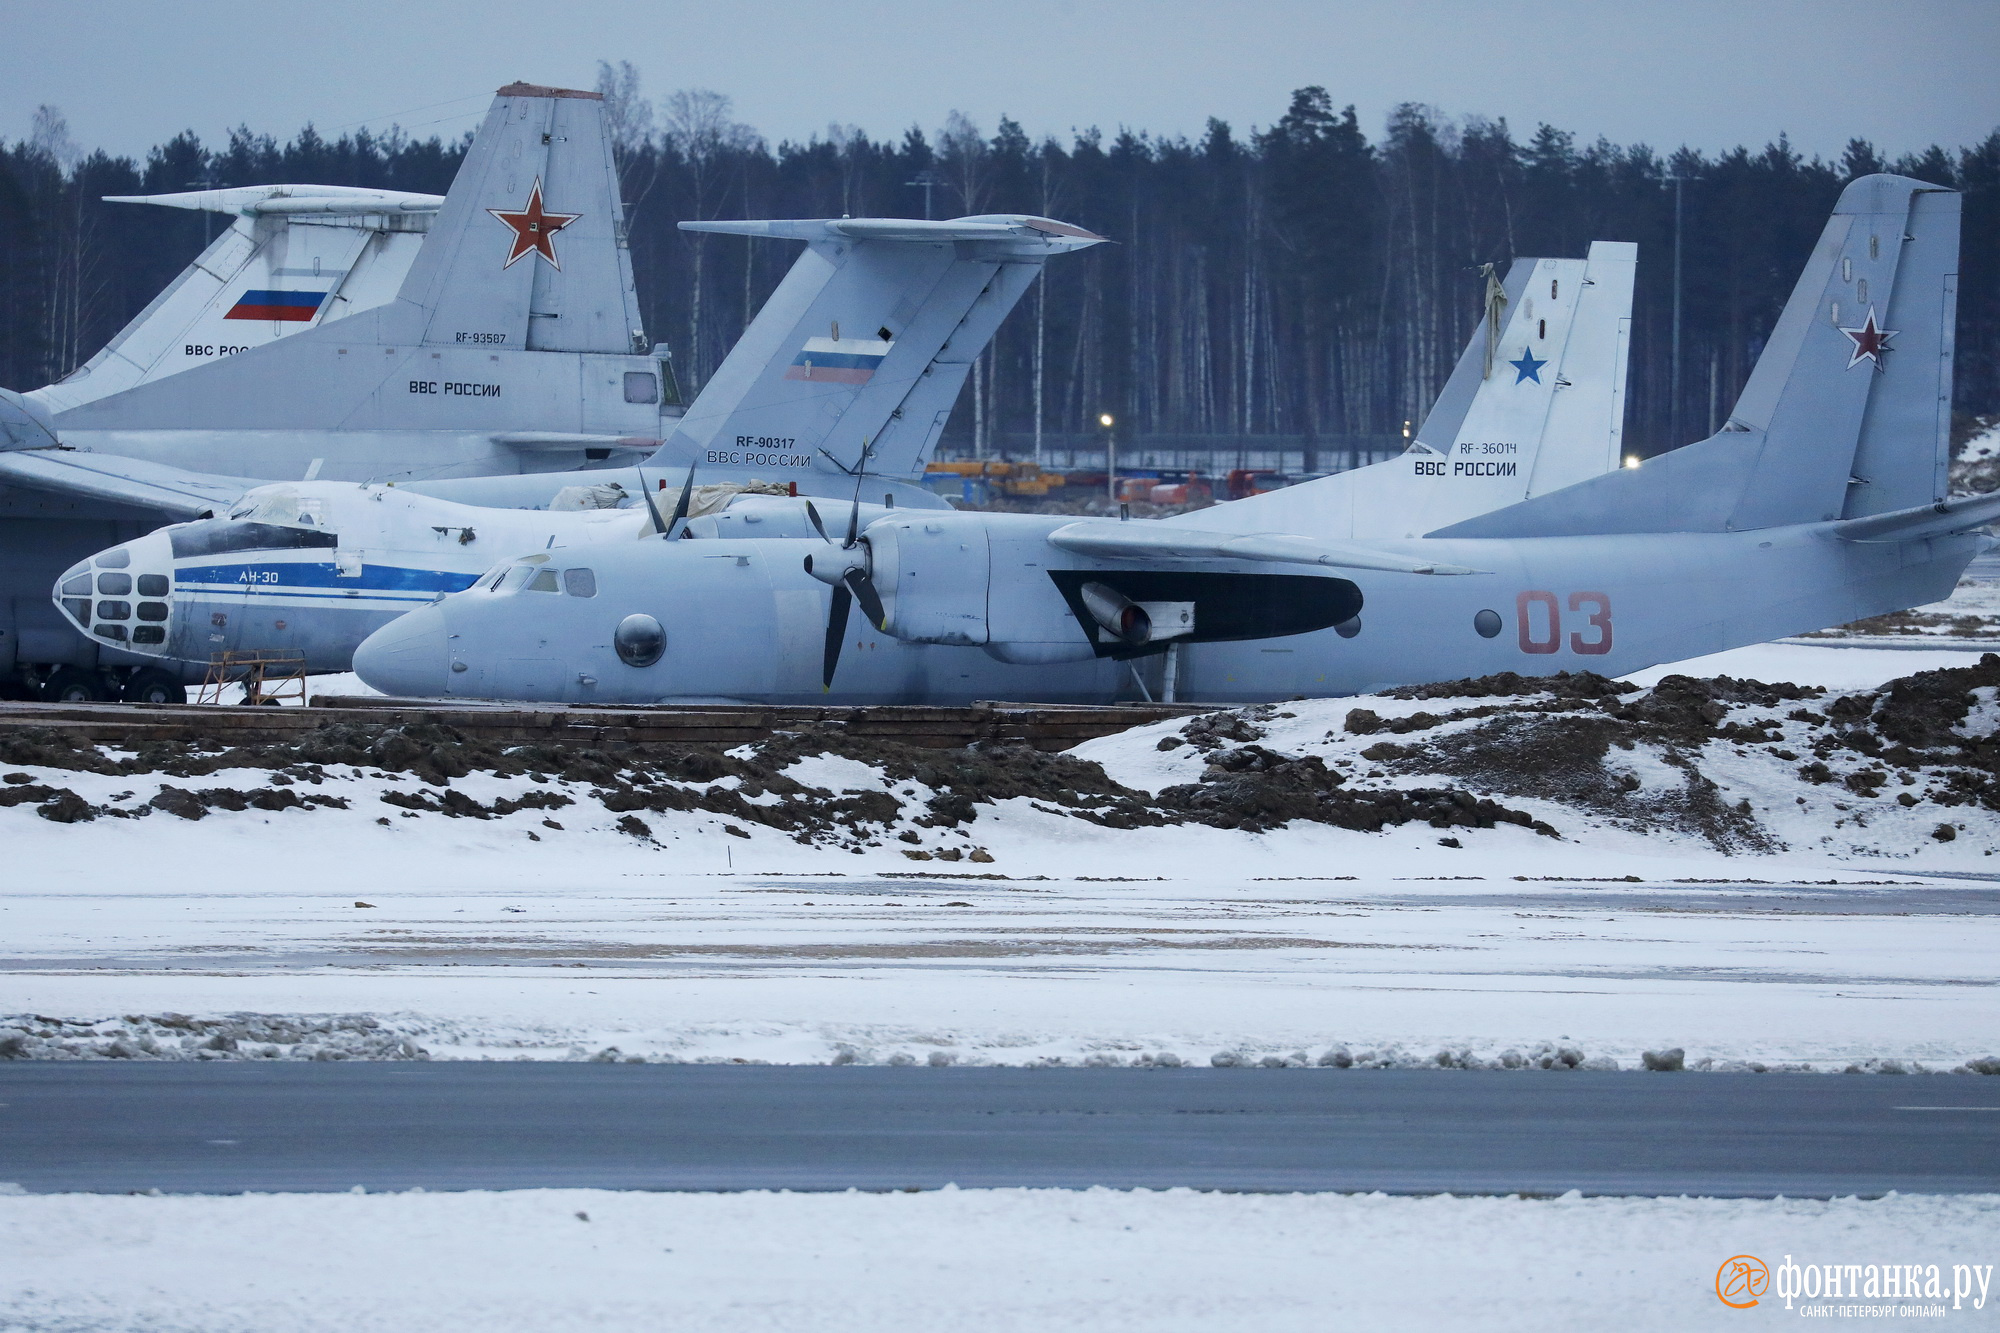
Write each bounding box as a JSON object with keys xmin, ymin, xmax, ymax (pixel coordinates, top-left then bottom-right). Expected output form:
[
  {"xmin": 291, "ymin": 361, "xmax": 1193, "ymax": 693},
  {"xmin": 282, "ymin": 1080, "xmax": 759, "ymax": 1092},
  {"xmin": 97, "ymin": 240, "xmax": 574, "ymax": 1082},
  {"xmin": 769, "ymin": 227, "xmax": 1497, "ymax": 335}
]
[{"xmin": 1, "ymin": 1187, "xmax": 1993, "ymax": 1332}]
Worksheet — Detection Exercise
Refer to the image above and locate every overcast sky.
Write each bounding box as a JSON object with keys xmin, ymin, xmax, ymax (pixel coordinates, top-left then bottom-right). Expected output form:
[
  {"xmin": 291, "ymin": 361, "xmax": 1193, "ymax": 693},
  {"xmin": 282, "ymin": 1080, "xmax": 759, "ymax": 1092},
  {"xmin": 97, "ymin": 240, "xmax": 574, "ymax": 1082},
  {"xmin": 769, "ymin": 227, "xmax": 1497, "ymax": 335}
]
[{"xmin": 6, "ymin": 0, "xmax": 1997, "ymax": 164}]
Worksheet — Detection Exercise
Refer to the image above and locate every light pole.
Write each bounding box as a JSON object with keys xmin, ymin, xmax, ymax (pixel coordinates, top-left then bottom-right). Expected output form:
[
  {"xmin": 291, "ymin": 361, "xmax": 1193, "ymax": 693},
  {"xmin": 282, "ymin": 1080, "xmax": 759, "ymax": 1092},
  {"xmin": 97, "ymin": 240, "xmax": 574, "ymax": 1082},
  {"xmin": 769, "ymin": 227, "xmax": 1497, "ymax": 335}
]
[
  {"xmin": 1668, "ymin": 173, "xmax": 1684, "ymax": 446},
  {"xmin": 906, "ymin": 169, "xmax": 939, "ymax": 220},
  {"xmin": 1100, "ymin": 412, "xmax": 1117, "ymax": 505}
]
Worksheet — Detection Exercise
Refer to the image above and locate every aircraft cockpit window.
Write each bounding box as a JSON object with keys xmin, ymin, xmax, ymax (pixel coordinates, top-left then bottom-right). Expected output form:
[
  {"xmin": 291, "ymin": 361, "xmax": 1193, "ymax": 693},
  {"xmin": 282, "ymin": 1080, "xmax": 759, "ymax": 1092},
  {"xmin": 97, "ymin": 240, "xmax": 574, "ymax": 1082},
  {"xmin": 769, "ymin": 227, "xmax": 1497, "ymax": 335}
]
[
  {"xmin": 96, "ymin": 600, "xmax": 131, "ymax": 621},
  {"xmin": 169, "ymin": 520, "xmax": 339, "ymax": 560},
  {"xmin": 137, "ymin": 602, "xmax": 170, "ymax": 622},
  {"xmin": 137, "ymin": 574, "xmax": 169, "ymax": 597},
  {"xmin": 498, "ymin": 566, "xmax": 538, "ymax": 592},
  {"xmin": 94, "ymin": 548, "xmax": 131, "ymax": 570},
  {"xmin": 61, "ymin": 574, "xmax": 91, "ymax": 597},
  {"xmin": 563, "ymin": 568, "xmax": 597, "ymax": 598},
  {"xmin": 525, "ymin": 569, "xmax": 561, "ymax": 593},
  {"xmin": 95, "ymin": 624, "xmax": 128, "ymax": 641},
  {"xmin": 96, "ymin": 573, "xmax": 132, "ymax": 596},
  {"xmin": 133, "ymin": 626, "xmax": 165, "ymax": 645},
  {"xmin": 624, "ymin": 372, "xmax": 659, "ymax": 405}
]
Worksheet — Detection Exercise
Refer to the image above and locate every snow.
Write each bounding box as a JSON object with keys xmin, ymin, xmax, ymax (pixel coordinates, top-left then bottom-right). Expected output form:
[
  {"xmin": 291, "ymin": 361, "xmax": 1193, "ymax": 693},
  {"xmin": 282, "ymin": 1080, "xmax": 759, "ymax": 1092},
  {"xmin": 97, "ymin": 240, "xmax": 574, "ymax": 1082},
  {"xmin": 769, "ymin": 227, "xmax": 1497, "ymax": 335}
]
[
  {"xmin": 0, "ymin": 1186, "xmax": 1992, "ymax": 1331},
  {"xmin": 3, "ymin": 642, "xmax": 1998, "ymax": 1072}
]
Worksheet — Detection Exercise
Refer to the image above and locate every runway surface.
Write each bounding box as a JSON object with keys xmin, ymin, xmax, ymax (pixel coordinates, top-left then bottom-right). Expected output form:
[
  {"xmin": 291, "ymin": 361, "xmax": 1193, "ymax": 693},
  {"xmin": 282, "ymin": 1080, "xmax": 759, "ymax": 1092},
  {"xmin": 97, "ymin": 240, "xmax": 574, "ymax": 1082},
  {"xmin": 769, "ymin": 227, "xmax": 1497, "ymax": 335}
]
[{"xmin": 3, "ymin": 1064, "xmax": 1997, "ymax": 1196}]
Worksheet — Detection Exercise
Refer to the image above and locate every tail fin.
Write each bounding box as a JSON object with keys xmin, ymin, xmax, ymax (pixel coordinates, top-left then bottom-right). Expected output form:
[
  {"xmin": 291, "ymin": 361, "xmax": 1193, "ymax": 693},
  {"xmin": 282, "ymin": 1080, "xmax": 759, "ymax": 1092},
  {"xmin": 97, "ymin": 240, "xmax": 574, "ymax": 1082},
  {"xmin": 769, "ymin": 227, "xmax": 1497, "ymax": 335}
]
[
  {"xmin": 40, "ymin": 84, "xmax": 665, "ymax": 457},
  {"xmin": 385, "ymin": 82, "xmax": 644, "ymax": 354},
  {"xmin": 658, "ymin": 216, "xmax": 1104, "ymax": 483},
  {"xmin": 1438, "ymin": 174, "xmax": 1960, "ymax": 539},
  {"xmin": 30, "ymin": 185, "xmax": 441, "ymax": 415},
  {"xmin": 1173, "ymin": 240, "xmax": 1634, "ymax": 540}
]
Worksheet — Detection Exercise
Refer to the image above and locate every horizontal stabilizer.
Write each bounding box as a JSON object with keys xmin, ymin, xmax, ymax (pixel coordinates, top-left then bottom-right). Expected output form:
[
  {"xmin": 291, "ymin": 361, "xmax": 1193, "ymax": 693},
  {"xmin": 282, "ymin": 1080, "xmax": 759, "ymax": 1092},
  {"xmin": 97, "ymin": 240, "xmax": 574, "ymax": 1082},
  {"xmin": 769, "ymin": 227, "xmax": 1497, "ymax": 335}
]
[
  {"xmin": 0, "ymin": 450, "xmax": 246, "ymax": 518},
  {"xmin": 1830, "ymin": 492, "xmax": 2000, "ymax": 543},
  {"xmin": 105, "ymin": 185, "xmax": 443, "ymax": 216},
  {"xmin": 681, "ymin": 216, "xmax": 1106, "ymax": 245},
  {"xmin": 1046, "ymin": 521, "xmax": 1485, "ymax": 576}
]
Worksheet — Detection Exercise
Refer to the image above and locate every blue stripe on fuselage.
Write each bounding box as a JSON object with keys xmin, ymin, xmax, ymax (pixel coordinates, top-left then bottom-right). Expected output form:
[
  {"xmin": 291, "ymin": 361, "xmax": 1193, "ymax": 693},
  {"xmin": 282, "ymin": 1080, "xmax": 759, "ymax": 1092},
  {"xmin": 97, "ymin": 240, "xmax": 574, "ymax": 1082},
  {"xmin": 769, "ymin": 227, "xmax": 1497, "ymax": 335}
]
[{"xmin": 173, "ymin": 561, "xmax": 482, "ymax": 594}]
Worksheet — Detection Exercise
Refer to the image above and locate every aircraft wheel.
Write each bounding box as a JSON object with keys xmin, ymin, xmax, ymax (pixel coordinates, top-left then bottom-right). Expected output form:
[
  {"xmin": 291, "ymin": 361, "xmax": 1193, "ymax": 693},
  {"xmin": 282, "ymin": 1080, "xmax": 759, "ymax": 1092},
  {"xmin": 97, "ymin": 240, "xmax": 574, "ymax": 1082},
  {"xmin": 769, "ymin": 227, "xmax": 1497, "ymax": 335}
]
[
  {"xmin": 120, "ymin": 669, "xmax": 187, "ymax": 706},
  {"xmin": 41, "ymin": 667, "xmax": 115, "ymax": 703}
]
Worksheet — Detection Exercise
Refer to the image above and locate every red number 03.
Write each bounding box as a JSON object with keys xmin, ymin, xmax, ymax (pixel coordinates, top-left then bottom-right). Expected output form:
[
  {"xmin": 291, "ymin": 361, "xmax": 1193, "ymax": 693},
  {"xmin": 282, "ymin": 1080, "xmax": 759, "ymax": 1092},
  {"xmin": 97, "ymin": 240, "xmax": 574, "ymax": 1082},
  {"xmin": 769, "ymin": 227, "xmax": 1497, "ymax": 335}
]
[{"xmin": 1515, "ymin": 591, "xmax": 1613, "ymax": 656}]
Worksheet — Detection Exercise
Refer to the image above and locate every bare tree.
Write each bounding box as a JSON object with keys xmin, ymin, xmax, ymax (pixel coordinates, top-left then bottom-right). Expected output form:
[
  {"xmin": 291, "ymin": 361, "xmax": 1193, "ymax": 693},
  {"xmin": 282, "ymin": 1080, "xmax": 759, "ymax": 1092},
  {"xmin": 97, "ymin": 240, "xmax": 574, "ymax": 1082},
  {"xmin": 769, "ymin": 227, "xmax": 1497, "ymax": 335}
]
[{"xmin": 662, "ymin": 89, "xmax": 761, "ymax": 381}]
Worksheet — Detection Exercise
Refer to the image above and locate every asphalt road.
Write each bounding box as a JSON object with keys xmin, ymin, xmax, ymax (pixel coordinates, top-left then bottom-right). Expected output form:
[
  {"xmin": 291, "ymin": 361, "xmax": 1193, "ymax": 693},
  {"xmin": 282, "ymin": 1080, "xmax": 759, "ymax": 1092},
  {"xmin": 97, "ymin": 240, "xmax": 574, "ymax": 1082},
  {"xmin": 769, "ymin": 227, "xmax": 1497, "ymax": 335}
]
[{"xmin": 4, "ymin": 1065, "xmax": 1997, "ymax": 1197}]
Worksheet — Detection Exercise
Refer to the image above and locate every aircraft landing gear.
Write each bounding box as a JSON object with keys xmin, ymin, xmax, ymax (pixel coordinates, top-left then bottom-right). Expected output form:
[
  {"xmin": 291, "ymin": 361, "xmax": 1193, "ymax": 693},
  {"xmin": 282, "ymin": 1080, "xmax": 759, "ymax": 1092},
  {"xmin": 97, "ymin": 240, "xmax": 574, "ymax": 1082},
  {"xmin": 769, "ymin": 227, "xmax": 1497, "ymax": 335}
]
[
  {"xmin": 120, "ymin": 668, "xmax": 187, "ymax": 706},
  {"xmin": 40, "ymin": 667, "xmax": 117, "ymax": 703}
]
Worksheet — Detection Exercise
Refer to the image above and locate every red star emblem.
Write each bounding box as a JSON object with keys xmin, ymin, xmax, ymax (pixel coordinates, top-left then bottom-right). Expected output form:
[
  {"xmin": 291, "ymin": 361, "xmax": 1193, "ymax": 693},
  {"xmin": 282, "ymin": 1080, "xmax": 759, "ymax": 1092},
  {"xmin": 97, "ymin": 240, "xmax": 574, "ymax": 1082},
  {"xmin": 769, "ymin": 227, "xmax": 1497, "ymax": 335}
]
[
  {"xmin": 487, "ymin": 178, "xmax": 581, "ymax": 270},
  {"xmin": 1839, "ymin": 305, "xmax": 1897, "ymax": 370}
]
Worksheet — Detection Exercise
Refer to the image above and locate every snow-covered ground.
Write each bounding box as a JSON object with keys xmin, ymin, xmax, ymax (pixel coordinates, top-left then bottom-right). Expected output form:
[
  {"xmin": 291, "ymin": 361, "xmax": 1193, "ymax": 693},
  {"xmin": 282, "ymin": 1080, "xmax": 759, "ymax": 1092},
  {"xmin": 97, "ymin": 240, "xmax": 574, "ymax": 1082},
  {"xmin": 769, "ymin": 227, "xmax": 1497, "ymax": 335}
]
[
  {"xmin": 2, "ymin": 1186, "xmax": 1994, "ymax": 1331},
  {"xmin": 2, "ymin": 641, "xmax": 1998, "ymax": 1072}
]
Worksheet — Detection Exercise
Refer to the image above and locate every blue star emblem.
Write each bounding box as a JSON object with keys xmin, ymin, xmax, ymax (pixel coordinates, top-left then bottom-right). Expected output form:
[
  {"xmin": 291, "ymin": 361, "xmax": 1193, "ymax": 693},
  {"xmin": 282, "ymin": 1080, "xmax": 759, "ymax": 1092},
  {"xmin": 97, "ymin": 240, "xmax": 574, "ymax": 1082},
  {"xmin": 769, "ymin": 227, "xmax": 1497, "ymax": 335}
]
[{"xmin": 1509, "ymin": 350, "xmax": 1547, "ymax": 384}]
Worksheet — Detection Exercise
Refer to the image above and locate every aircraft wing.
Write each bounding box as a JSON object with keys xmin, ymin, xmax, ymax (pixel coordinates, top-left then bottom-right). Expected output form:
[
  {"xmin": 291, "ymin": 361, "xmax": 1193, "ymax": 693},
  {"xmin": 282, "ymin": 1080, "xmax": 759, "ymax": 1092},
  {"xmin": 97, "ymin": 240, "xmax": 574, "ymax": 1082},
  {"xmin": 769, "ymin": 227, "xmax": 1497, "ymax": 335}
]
[
  {"xmin": 1044, "ymin": 522, "xmax": 1486, "ymax": 576},
  {"xmin": 0, "ymin": 449, "xmax": 247, "ymax": 518}
]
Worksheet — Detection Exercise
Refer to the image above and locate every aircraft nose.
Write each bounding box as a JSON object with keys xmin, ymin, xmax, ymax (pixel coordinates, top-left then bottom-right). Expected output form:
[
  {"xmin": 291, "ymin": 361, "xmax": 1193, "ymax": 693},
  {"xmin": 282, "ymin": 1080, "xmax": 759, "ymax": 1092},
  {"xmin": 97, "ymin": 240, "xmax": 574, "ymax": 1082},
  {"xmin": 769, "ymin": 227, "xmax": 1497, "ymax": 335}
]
[{"xmin": 353, "ymin": 606, "xmax": 454, "ymax": 698}]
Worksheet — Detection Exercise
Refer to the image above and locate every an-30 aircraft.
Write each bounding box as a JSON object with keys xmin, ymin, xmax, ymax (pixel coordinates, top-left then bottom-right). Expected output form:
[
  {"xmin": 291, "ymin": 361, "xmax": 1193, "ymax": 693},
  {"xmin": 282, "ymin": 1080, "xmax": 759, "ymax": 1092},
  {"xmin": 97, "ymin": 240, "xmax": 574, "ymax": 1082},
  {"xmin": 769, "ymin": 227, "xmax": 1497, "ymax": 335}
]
[
  {"xmin": 352, "ymin": 175, "xmax": 1975, "ymax": 707},
  {"xmin": 54, "ymin": 213, "xmax": 1107, "ymax": 675}
]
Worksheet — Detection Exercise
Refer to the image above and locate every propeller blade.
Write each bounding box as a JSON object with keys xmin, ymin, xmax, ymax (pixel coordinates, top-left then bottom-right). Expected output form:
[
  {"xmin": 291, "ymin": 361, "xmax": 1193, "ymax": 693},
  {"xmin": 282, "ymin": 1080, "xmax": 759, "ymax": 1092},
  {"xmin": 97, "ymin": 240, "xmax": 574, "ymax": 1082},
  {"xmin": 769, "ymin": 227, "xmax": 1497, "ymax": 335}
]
[
  {"xmin": 845, "ymin": 567, "xmax": 886, "ymax": 630},
  {"xmin": 822, "ymin": 582, "xmax": 853, "ymax": 690},
  {"xmin": 843, "ymin": 484, "xmax": 861, "ymax": 549},
  {"xmin": 804, "ymin": 500, "xmax": 830, "ymax": 543},
  {"xmin": 633, "ymin": 467, "xmax": 669, "ymax": 536},
  {"xmin": 665, "ymin": 467, "xmax": 698, "ymax": 538}
]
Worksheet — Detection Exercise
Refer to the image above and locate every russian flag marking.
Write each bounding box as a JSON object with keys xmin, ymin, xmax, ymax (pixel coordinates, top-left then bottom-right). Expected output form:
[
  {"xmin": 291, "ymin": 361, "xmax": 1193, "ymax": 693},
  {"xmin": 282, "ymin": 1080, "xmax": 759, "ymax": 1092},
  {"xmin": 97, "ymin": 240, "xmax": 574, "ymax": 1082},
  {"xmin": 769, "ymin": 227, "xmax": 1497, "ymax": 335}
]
[
  {"xmin": 784, "ymin": 336, "xmax": 893, "ymax": 385},
  {"xmin": 225, "ymin": 290, "xmax": 329, "ymax": 322}
]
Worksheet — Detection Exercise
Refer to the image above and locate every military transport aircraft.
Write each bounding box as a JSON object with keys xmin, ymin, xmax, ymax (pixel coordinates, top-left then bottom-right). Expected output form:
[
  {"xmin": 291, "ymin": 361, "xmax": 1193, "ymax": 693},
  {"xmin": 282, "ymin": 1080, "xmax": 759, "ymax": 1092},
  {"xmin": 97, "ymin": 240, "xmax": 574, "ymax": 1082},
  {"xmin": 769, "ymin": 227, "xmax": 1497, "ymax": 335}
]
[
  {"xmin": 54, "ymin": 212, "xmax": 1109, "ymax": 676},
  {"xmin": 0, "ymin": 81, "xmax": 686, "ymax": 702},
  {"xmin": 345, "ymin": 232, "xmax": 1666, "ymax": 703},
  {"xmin": 353, "ymin": 176, "xmax": 1972, "ymax": 706}
]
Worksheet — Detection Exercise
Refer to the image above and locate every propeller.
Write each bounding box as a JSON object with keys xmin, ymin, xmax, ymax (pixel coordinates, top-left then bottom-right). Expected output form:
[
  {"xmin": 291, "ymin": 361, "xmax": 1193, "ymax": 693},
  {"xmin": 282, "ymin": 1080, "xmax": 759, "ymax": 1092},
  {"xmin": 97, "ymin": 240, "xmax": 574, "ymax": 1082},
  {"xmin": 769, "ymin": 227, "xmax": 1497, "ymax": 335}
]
[
  {"xmin": 663, "ymin": 465, "xmax": 697, "ymax": 538},
  {"xmin": 802, "ymin": 481, "xmax": 887, "ymax": 688}
]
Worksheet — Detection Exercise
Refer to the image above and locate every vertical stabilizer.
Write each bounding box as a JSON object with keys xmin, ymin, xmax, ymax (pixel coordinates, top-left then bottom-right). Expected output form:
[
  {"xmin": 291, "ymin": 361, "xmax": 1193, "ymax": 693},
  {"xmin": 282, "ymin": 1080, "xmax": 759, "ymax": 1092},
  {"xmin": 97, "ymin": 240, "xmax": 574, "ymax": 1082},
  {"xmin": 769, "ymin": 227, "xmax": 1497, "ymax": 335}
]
[
  {"xmin": 30, "ymin": 186, "xmax": 439, "ymax": 416},
  {"xmin": 1175, "ymin": 240, "xmax": 1635, "ymax": 540},
  {"xmin": 388, "ymin": 83, "xmax": 645, "ymax": 355},
  {"xmin": 660, "ymin": 216, "xmax": 1104, "ymax": 482},
  {"xmin": 1434, "ymin": 174, "xmax": 1960, "ymax": 540}
]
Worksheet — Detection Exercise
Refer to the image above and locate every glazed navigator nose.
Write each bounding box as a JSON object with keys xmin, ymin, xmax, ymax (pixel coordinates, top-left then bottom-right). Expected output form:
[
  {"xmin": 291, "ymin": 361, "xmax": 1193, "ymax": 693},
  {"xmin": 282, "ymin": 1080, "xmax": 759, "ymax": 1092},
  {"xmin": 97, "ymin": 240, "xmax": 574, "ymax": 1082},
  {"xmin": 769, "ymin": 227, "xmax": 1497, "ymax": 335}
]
[{"xmin": 352, "ymin": 606, "xmax": 453, "ymax": 698}]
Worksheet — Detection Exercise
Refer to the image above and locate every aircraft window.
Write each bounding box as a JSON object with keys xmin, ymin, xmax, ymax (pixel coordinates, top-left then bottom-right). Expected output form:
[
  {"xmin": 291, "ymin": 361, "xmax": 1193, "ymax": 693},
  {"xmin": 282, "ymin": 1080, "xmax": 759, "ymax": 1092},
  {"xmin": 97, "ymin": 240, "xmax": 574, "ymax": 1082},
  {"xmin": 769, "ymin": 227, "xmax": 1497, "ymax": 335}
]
[
  {"xmin": 137, "ymin": 602, "xmax": 170, "ymax": 622},
  {"xmin": 564, "ymin": 568, "xmax": 597, "ymax": 598},
  {"xmin": 96, "ymin": 600, "xmax": 132, "ymax": 621},
  {"xmin": 170, "ymin": 520, "xmax": 338, "ymax": 559},
  {"xmin": 614, "ymin": 613, "xmax": 665, "ymax": 667},
  {"xmin": 481, "ymin": 567, "xmax": 510, "ymax": 591},
  {"xmin": 133, "ymin": 626, "xmax": 165, "ymax": 645},
  {"xmin": 61, "ymin": 598, "xmax": 90, "ymax": 623},
  {"xmin": 61, "ymin": 574, "xmax": 91, "ymax": 596},
  {"xmin": 94, "ymin": 548, "xmax": 130, "ymax": 569},
  {"xmin": 499, "ymin": 566, "xmax": 538, "ymax": 591},
  {"xmin": 96, "ymin": 573, "xmax": 132, "ymax": 596},
  {"xmin": 137, "ymin": 574, "xmax": 169, "ymax": 597},
  {"xmin": 1474, "ymin": 609, "xmax": 1503, "ymax": 638},
  {"xmin": 95, "ymin": 624, "xmax": 128, "ymax": 641},
  {"xmin": 526, "ymin": 569, "xmax": 561, "ymax": 593},
  {"xmin": 624, "ymin": 371, "xmax": 659, "ymax": 405}
]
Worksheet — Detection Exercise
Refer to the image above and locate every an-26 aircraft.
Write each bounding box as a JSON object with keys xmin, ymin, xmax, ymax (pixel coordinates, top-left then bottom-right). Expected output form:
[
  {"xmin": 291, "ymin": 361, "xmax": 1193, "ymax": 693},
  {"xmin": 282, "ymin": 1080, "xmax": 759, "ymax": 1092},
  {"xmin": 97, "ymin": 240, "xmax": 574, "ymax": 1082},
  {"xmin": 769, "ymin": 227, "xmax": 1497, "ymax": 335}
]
[{"xmin": 352, "ymin": 175, "xmax": 1976, "ymax": 706}]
